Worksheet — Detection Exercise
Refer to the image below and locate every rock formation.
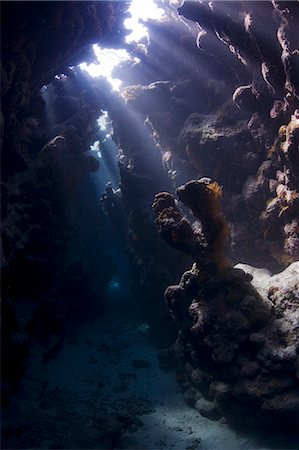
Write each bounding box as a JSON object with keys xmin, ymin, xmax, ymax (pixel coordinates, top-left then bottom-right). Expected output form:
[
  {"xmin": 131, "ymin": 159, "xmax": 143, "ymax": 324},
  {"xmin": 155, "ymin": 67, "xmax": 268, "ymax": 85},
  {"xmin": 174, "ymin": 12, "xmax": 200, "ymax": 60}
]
[
  {"xmin": 119, "ymin": 0, "xmax": 299, "ymax": 270},
  {"xmin": 1, "ymin": 1, "xmax": 128, "ymax": 403},
  {"xmin": 153, "ymin": 179, "xmax": 298, "ymax": 428}
]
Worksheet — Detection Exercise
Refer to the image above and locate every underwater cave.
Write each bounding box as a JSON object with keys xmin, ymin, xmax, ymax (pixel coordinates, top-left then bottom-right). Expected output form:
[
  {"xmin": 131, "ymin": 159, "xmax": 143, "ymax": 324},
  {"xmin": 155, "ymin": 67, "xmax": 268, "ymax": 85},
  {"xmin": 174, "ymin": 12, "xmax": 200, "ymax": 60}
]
[{"xmin": 1, "ymin": 1, "xmax": 299, "ymax": 449}]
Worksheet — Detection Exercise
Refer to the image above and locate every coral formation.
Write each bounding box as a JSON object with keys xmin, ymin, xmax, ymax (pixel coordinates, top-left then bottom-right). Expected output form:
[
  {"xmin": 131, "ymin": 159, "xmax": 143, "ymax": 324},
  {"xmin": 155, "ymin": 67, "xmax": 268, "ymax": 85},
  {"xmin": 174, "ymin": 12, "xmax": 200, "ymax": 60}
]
[
  {"xmin": 118, "ymin": 0, "xmax": 299, "ymax": 270},
  {"xmin": 153, "ymin": 178, "xmax": 229, "ymax": 269},
  {"xmin": 153, "ymin": 179, "xmax": 298, "ymax": 428},
  {"xmin": 258, "ymin": 111, "xmax": 299, "ymax": 265}
]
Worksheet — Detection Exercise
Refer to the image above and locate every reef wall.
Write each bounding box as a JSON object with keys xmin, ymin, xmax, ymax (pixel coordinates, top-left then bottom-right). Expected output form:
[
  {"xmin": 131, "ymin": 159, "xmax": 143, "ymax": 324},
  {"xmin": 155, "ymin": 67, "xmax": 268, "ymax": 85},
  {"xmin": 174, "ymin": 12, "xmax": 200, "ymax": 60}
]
[
  {"xmin": 118, "ymin": 0, "xmax": 299, "ymax": 270},
  {"xmin": 112, "ymin": 0, "xmax": 299, "ymax": 428},
  {"xmin": 1, "ymin": 0, "xmax": 299, "ymax": 432},
  {"xmin": 1, "ymin": 1, "xmax": 129, "ymax": 401}
]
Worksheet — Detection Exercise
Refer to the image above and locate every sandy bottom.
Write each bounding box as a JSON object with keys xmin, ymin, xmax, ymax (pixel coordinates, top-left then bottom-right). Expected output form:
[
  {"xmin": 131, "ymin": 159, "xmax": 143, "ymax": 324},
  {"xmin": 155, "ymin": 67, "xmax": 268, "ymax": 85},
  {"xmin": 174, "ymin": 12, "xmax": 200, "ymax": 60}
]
[{"xmin": 2, "ymin": 286, "xmax": 297, "ymax": 449}]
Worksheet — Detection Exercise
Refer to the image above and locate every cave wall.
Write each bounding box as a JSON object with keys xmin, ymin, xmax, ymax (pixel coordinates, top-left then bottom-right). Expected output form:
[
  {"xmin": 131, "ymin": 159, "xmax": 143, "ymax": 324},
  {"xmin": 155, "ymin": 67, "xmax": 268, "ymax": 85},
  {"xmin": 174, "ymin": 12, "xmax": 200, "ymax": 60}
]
[
  {"xmin": 1, "ymin": 1, "xmax": 128, "ymax": 176},
  {"xmin": 116, "ymin": 0, "xmax": 299, "ymax": 270},
  {"xmin": 98, "ymin": 0, "xmax": 299, "ymax": 361},
  {"xmin": 1, "ymin": 0, "xmax": 299, "ymax": 430},
  {"xmin": 106, "ymin": 0, "xmax": 299, "ymax": 429},
  {"xmin": 1, "ymin": 1, "xmax": 130, "ymax": 400}
]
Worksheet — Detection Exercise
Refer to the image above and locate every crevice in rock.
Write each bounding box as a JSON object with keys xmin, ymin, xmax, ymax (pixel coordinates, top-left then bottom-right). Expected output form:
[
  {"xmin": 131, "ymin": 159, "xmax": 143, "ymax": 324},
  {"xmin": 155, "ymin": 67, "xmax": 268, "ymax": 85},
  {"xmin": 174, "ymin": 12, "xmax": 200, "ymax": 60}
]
[{"xmin": 1, "ymin": 1, "xmax": 298, "ymax": 448}]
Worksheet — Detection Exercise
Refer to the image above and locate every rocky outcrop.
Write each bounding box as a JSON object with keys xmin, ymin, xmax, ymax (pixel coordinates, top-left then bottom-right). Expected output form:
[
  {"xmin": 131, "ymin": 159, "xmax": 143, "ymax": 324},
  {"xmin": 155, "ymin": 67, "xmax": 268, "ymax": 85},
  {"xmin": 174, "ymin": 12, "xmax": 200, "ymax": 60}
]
[{"xmin": 153, "ymin": 179, "xmax": 298, "ymax": 428}]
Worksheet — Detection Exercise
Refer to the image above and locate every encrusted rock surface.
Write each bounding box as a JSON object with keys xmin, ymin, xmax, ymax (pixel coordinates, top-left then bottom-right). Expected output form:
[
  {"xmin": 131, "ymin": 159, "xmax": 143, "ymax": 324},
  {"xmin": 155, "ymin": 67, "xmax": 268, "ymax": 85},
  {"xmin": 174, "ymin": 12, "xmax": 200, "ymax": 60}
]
[
  {"xmin": 119, "ymin": 1, "xmax": 299, "ymax": 271},
  {"xmin": 153, "ymin": 180, "xmax": 299, "ymax": 428}
]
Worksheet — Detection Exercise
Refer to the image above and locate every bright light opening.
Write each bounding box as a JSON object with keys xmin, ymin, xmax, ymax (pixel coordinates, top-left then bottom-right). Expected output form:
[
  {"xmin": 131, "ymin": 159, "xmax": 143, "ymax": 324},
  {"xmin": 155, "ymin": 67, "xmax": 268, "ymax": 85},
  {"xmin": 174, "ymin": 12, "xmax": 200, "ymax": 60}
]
[
  {"xmin": 79, "ymin": 45, "xmax": 131, "ymax": 91},
  {"xmin": 78, "ymin": 1, "xmax": 165, "ymax": 89},
  {"xmin": 97, "ymin": 111, "xmax": 109, "ymax": 131},
  {"xmin": 90, "ymin": 140, "xmax": 102, "ymax": 159},
  {"xmin": 89, "ymin": 110, "xmax": 114, "ymax": 159},
  {"xmin": 124, "ymin": 0, "xmax": 165, "ymax": 43}
]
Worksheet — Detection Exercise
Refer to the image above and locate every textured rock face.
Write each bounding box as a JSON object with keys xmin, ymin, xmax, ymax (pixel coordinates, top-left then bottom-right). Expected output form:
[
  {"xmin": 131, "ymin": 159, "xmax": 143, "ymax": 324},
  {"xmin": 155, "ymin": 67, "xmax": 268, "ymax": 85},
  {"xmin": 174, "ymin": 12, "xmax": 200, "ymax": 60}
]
[
  {"xmin": 1, "ymin": 1, "xmax": 128, "ymax": 176},
  {"xmin": 153, "ymin": 181, "xmax": 298, "ymax": 428},
  {"xmin": 1, "ymin": 2, "xmax": 128, "ymax": 399},
  {"xmin": 178, "ymin": 105, "xmax": 260, "ymax": 192},
  {"xmin": 119, "ymin": 1, "xmax": 299, "ymax": 270},
  {"xmin": 91, "ymin": 2, "xmax": 299, "ymax": 362}
]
